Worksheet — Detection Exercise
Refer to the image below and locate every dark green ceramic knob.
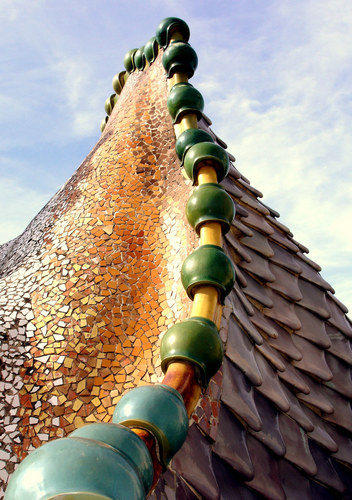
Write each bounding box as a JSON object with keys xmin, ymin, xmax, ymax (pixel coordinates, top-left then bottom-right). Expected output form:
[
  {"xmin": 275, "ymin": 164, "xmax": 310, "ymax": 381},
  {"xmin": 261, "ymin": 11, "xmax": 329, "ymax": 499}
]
[
  {"xmin": 156, "ymin": 17, "xmax": 190, "ymax": 48},
  {"xmin": 100, "ymin": 116, "xmax": 108, "ymax": 133},
  {"xmin": 124, "ymin": 48, "xmax": 138, "ymax": 74},
  {"xmin": 104, "ymin": 97, "xmax": 112, "ymax": 116},
  {"xmin": 105, "ymin": 94, "xmax": 118, "ymax": 116},
  {"xmin": 162, "ymin": 41, "xmax": 198, "ymax": 78},
  {"xmin": 113, "ymin": 384, "xmax": 188, "ymax": 468},
  {"xmin": 5, "ymin": 425, "xmax": 149, "ymax": 499},
  {"xmin": 70, "ymin": 423, "xmax": 153, "ymax": 494},
  {"xmin": 160, "ymin": 316, "xmax": 223, "ymax": 387},
  {"xmin": 144, "ymin": 37, "xmax": 158, "ymax": 63},
  {"xmin": 181, "ymin": 244, "xmax": 235, "ymax": 303},
  {"xmin": 186, "ymin": 183, "xmax": 235, "ymax": 235},
  {"xmin": 134, "ymin": 46, "xmax": 146, "ymax": 71},
  {"xmin": 184, "ymin": 142, "xmax": 229, "ymax": 184},
  {"xmin": 176, "ymin": 128, "xmax": 214, "ymax": 163},
  {"xmin": 112, "ymin": 71, "xmax": 127, "ymax": 95},
  {"xmin": 167, "ymin": 82, "xmax": 204, "ymax": 124}
]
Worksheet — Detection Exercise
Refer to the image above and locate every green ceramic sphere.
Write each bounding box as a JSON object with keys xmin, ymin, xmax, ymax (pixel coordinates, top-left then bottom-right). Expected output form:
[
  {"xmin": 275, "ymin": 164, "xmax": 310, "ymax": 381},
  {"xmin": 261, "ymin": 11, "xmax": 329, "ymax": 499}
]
[
  {"xmin": 104, "ymin": 97, "xmax": 112, "ymax": 116},
  {"xmin": 105, "ymin": 94, "xmax": 118, "ymax": 116},
  {"xmin": 5, "ymin": 435, "xmax": 146, "ymax": 500},
  {"xmin": 144, "ymin": 37, "xmax": 158, "ymax": 63},
  {"xmin": 112, "ymin": 71, "xmax": 126, "ymax": 95},
  {"xmin": 175, "ymin": 128, "xmax": 214, "ymax": 163},
  {"xmin": 162, "ymin": 41, "xmax": 198, "ymax": 78},
  {"xmin": 184, "ymin": 142, "xmax": 229, "ymax": 184},
  {"xmin": 124, "ymin": 48, "xmax": 138, "ymax": 74},
  {"xmin": 70, "ymin": 423, "xmax": 153, "ymax": 494},
  {"xmin": 100, "ymin": 116, "xmax": 108, "ymax": 133},
  {"xmin": 156, "ymin": 17, "xmax": 190, "ymax": 48},
  {"xmin": 160, "ymin": 316, "xmax": 223, "ymax": 387},
  {"xmin": 186, "ymin": 183, "xmax": 235, "ymax": 235},
  {"xmin": 167, "ymin": 82, "xmax": 204, "ymax": 124},
  {"xmin": 181, "ymin": 244, "xmax": 235, "ymax": 303},
  {"xmin": 113, "ymin": 384, "xmax": 188, "ymax": 468},
  {"xmin": 134, "ymin": 46, "xmax": 146, "ymax": 71}
]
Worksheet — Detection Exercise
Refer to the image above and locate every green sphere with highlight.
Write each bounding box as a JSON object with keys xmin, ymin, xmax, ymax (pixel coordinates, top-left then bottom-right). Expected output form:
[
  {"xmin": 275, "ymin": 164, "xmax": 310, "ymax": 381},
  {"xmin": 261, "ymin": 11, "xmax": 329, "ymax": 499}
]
[
  {"xmin": 162, "ymin": 41, "xmax": 198, "ymax": 78},
  {"xmin": 124, "ymin": 48, "xmax": 138, "ymax": 73},
  {"xmin": 184, "ymin": 141, "xmax": 229, "ymax": 184},
  {"xmin": 134, "ymin": 46, "xmax": 146, "ymax": 71},
  {"xmin": 144, "ymin": 37, "xmax": 158, "ymax": 63},
  {"xmin": 181, "ymin": 244, "xmax": 235, "ymax": 303},
  {"xmin": 167, "ymin": 82, "xmax": 204, "ymax": 124},
  {"xmin": 186, "ymin": 183, "xmax": 235, "ymax": 235},
  {"xmin": 161, "ymin": 316, "xmax": 223, "ymax": 387},
  {"xmin": 113, "ymin": 384, "xmax": 188, "ymax": 468},
  {"xmin": 156, "ymin": 17, "xmax": 190, "ymax": 48},
  {"xmin": 176, "ymin": 128, "xmax": 214, "ymax": 163}
]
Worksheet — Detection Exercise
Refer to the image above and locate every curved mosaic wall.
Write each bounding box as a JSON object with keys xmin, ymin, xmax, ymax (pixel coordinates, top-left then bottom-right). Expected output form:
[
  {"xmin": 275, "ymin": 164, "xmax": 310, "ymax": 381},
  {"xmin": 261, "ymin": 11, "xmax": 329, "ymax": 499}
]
[{"xmin": 0, "ymin": 51, "xmax": 198, "ymax": 494}]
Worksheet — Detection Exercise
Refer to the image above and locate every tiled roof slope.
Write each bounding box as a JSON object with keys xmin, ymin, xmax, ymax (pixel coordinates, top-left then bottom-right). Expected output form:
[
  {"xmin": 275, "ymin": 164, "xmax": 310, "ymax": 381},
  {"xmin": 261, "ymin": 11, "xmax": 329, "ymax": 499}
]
[
  {"xmin": 1, "ymin": 43, "xmax": 351, "ymax": 500},
  {"xmin": 149, "ymin": 76, "xmax": 352, "ymax": 499}
]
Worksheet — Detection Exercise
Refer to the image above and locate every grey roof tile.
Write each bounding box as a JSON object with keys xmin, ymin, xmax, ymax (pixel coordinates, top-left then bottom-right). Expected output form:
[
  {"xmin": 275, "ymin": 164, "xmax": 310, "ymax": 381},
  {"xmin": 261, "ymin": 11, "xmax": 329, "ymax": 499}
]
[
  {"xmin": 222, "ymin": 357, "xmax": 262, "ymax": 431},
  {"xmin": 297, "ymin": 373, "xmax": 335, "ymax": 414},
  {"xmin": 277, "ymin": 362, "xmax": 311, "ymax": 394},
  {"xmin": 241, "ymin": 209, "xmax": 274, "ymax": 235},
  {"xmin": 263, "ymin": 292, "xmax": 302, "ymax": 330},
  {"xmin": 245, "ymin": 435, "xmax": 286, "ymax": 500},
  {"xmin": 266, "ymin": 323, "xmax": 303, "ymax": 361},
  {"xmin": 309, "ymin": 440, "xmax": 345, "ymax": 494},
  {"xmin": 250, "ymin": 307, "xmax": 281, "ymax": 339},
  {"xmin": 231, "ymin": 219, "xmax": 254, "ymax": 237},
  {"xmin": 253, "ymin": 351, "xmax": 290, "ymax": 412},
  {"xmin": 226, "ymin": 315, "xmax": 262, "ymax": 386},
  {"xmin": 229, "ymin": 293, "xmax": 263, "ymax": 345},
  {"xmin": 240, "ymin": 247, "xmax": 276, "ymax": 282},
  {"xmin": 211, "ymin": 454, "xmax": 262, "ymax": 500},
  {"xmin": 241, "ymin": 229, "xmax": 275, "ymax": 258},
  {"xmin": 268, "ymin": 263, "xmax": 303, "ymax": 301},
  {"xmin": 172, "ymin": 424, "xmax": 220, "ymax": 500},
  {"xmin": 279, "ymin": 413, "xmax": 317, "ymax": 476},
  {"xmin": 326, "ymin": 324, "xmax": 352, "ymax": 365},
  {"xmin": 269, "ymin": 241, "xmax": 303, "ymax": 274},
  {"xmin": 234, "ymin": 284, "xmax": 255, "ymax": 316},
  {"xmin": 278, "ymin": 460, "xmax": 311, "ymax": 500},
  {"xmin": 213, "ymin": 403, "xmax": 254, "ymax": 479},
  {"xmin": 225, "ymin": 232, "xmax": 252, "ymax": 262},
  {"xmin": 294, "ymin": 304, "xmax": 332, "ymax": 348},
  {"xmin": 324, "ymin": 351, "xmax": 352, "ymax": 398},
  {"xmin": 255, "ymin": 342, "xmax": 286, "ymax": 372},
  {"xmin": 280, "ymin": 385, "xmax": 314, "ymax": 432},
  {"xmin": 291, "ymin": 336, "xmax": 333, "ymax": 381},
  {"xmin": 297, "ymin": 256, "xmax": 333, "ymax": 291},
  {"xmin": 241, "ymin": 272, "xmax": 274, "ymax": 308},
  {"xmin": 268, "ymin": 228, "xmax": 300, "ymax": 253},
  {"xmin": 296, "ymin": 277, "xmax": 331, "ymax": 319},
  {"xmin": 249, "ymin": 391, "xmax": 286, "ymax": 456},
  {"xmin": 326, "ymin": 295, "xmax": 352, "ymax": 338}
]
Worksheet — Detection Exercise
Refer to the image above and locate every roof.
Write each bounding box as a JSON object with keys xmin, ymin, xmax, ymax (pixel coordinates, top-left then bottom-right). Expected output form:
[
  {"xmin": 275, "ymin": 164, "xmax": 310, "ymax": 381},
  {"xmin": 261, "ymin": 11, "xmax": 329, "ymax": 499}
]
[{"xmin": 1, "ymin": 17, "xmax": 352, "ymax": 500}]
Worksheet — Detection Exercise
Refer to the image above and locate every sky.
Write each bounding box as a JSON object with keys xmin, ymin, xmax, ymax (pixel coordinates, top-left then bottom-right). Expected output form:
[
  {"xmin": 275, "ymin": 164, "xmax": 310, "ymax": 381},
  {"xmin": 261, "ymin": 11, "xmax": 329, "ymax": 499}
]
[{"xmin": 0, "ymin": 0, "xmax": 351, "ymax": 311}]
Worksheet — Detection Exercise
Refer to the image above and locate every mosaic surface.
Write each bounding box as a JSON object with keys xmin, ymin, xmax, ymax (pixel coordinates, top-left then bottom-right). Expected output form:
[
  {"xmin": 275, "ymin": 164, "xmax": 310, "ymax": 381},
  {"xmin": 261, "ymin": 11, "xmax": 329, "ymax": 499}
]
[{"xmin": 1, "ymin": 52, "xmax": 352, "ymax": 499}]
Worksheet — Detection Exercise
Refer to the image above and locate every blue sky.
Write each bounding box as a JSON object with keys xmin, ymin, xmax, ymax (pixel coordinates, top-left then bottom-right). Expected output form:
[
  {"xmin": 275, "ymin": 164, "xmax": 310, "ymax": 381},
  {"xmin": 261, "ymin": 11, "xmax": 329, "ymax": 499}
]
[{"xmin": 0, "ymin": 0, "xmax": 351, "ymax": 311}]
